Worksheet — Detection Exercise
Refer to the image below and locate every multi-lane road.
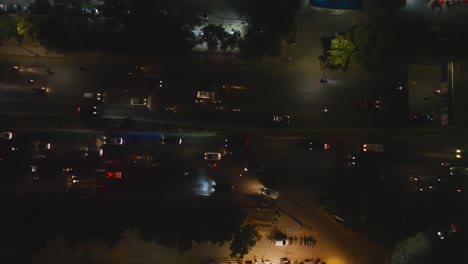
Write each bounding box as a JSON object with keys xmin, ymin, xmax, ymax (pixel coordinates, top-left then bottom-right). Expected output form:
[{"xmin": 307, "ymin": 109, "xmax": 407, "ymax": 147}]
[
  {"xmin": 0, "ymin": 54, "xmax": 412, "ymax": 131},
  {"xmin": 1, "ymin": 4, "xmax": 467, "ymax": 264},
  {"xmin": 0, "ymin": 53, "xmax": 466, "ymax": 264},
  {"xmin": 1, "ymin": 128, "xmax": 467, "ymax": 264},
  {"xmin": 3, "ymin": 129, "xmax": 467, "ymax": 192}
]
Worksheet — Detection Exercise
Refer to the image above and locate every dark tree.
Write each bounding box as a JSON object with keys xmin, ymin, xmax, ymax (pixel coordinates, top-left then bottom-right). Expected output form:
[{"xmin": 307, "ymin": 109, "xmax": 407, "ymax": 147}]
[
  {"xmin": 30, "ymin": 0, "xmax": 52, "ymax": 15},
  {"xmin": 0, "ymin": 13, "xmax": 16, "ymax": 42},
  {"xmin": 221, "ymin": 29, "xmax": 241, "ymax": 52},
  {"xmin": 236, "ymin": 0, "xmax": 302, "ymax": 59},
  {"xmin": 229, "ymin": 225, "xmax": 261, "ymax": 260},
  {"xmin": 200, "ymin": 24, "xmax": 228, "ymax": 52}
]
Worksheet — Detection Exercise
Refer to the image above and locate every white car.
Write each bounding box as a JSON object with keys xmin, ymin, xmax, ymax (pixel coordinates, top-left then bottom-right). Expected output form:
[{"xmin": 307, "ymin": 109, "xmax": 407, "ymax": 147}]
[
  {"xmin": 274, "ymin": 239, "xmax": 288, "ymax": 246},
  {"xmin": 1, "ymin": 132, "xmax": 13, "ymax": 140},
  {"xmin": 102, "ymin": 136, "xmax": 124, "ymax": 145},
  {"xmin": 204, "ymin": 152, "xmax": 222, "ymax": 161},
  {"xmin": 131, "ymin": 98, "xmax": 147, "ymax": 105},
  {"xmin": 38, "ymin": 142, "xmax": 51, "ymax": 150},
  {"xmin": 85, "ymin": 148, "xmax": 103, "ymax": 157},
  {"xmin": 262, "ymin": 187, "xmax": 279, "ymax": 199}
]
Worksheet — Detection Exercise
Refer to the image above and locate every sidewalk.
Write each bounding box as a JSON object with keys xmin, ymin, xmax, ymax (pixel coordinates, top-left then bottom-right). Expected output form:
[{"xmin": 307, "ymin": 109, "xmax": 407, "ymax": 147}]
[{"xmin": 0, "ymin": 41, "xmax": 139, "ymax": 62}]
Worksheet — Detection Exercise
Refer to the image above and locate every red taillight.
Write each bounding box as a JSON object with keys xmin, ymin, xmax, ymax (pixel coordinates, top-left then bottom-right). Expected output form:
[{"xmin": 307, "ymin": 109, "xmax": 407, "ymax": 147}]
[
  {"xmin": 451, "ymin": 224, "xmax": 457, "ymax": 232},
  {"xmin": 106, "ymin": 172, "xmax": 122, "ymax": 179}
]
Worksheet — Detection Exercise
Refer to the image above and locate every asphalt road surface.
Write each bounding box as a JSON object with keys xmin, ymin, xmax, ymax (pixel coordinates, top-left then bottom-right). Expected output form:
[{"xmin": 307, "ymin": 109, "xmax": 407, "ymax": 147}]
[
  {"xmin": 0, "ymin": 51, "xmax": 410, "ymax": 130},
  {"xmin": 1, "ymin": 129, "xmax": 467, "ymax": 264}
]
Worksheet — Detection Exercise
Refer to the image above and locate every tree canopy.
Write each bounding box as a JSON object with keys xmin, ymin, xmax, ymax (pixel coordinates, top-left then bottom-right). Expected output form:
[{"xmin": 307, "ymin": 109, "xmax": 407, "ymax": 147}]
[
  {"xmin": 0, "ymin": 13, "xmax": 16, "ymax": 42},
  {"xmin": 0, "ymin": 197, "xmax": 247, "ymax": 261},
  {"xmin": 236, "ymin": 0, "xmax": 303, "ymax": 59},
  {"xmin": 320, "ymin": 15, "xmax": 452, "ymax": 71},
  {"xmin": 325, "ymin": 32, "xmax": 355, "ymax": 70},
  {"xmin": 229, "ymin": 224, "xmax": 262, "ymax": 260},
  {"xmin": 200, "ymin": 24, "xmax": 228, "ymax": 52}
]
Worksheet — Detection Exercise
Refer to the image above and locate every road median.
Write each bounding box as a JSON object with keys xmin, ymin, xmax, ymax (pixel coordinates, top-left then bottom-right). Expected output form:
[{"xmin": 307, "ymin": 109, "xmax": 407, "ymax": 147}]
[
  {"xmin": 0, "ymin": 115, "xmax": 217, "ymax": 135},
  {"xmin": 1, "ymin": 114, "xmax": 466, "ymax": 137}
]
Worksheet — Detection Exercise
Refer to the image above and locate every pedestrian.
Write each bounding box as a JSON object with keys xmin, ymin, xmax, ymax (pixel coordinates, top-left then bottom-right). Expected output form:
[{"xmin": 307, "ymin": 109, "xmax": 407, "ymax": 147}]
[
  {"xmin": 294, "ymin": 235, "xmax": 297, "ymax": 242},
  {"xmin": 308, "ymin": 236, "xmax": 313, "ymax": 246},
  {"xmin": 300, "ymin": 236, "xmax": 303, "ymax": 246}
]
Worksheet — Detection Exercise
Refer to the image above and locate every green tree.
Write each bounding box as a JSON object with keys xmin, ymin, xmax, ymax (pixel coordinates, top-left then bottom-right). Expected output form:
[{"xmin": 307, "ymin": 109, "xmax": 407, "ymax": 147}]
[
  {"xmin": 16, "ymin": 15, "xmax": 39, "ymax": 43},
  {"xmin": 350, "ymin": 23, "xmax": 375, "ymax": 65},
  {"xmin": 229, "ymin": 225, "xmax": 261, "ymax": 260},
  {"xmin": 326, "ymin": 32, "xmax": 355, "ymax": 70},
  {"xmin": 0, "ymin": 14, "xmax": 16, "ymax": 42}
]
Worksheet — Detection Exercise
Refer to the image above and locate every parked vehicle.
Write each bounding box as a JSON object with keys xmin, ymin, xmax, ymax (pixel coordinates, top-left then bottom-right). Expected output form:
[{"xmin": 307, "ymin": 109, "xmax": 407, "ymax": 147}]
[{"xmin": 274, "ymin": 239, "xmax": 288, "ymax": 246}]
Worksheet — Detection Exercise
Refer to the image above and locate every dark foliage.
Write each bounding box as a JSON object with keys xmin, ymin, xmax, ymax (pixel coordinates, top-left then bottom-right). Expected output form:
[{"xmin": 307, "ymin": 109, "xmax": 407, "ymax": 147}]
[
  {"xmin": 236, "ymin": 0, "xmax": 302, "ymax": 59},
  {"xmin": 0, "ymin": 197, "xmax": 246, "ymax": 261}
]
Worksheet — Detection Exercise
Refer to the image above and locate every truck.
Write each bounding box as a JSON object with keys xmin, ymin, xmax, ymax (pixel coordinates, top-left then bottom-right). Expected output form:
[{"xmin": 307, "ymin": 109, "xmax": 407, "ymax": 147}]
[{"xmin": 362, "ymin": 144, "xmax": 384, "ymax": 152}]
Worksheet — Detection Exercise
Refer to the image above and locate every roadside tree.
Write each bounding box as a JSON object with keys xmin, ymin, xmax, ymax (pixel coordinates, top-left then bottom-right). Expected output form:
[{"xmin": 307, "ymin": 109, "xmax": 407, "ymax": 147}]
[
  {"xmin": 200, "ymin": 24, "xmax": 228, "ymax": 52},
  {"xmin": 325, "ymin": 32, "xmax": 355, "ymax": 70},
  {"xmin": 350, "ymin": 23, "xmax": 375, "ymax": 66},
  {"xmin": 29, "ymin": 0, "xmax": 52, "ymax": 15},
  {"xmin": 237, "ymin": 0, "xmax": 302, "ymax": 59},
  {"xmin": 0, "ymin": 13, "xmax": 16, "ymax": 42},
  {"xmin": 16, "ymin": 15, "xmax": 39, "ymax": 43},
  {"xmin": 220, "ymin": 29, "xmax": 241, "ymax": 52},
  {"xmin": 229, "ymin": 224, "xmax": 262, "ymax": 260}
]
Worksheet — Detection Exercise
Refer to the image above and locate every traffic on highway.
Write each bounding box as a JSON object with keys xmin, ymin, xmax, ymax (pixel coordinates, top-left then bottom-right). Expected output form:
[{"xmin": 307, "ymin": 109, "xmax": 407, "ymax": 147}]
[{"xmin": 1, "ymin": 1, "xmax": 468, "ymax": 264}]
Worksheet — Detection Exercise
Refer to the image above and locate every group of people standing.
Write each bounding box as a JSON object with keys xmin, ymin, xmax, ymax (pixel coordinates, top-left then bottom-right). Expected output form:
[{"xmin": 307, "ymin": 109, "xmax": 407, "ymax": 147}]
[{"xmin": 288, "ymin": 235, "xmax": 317, "ymax": 247}]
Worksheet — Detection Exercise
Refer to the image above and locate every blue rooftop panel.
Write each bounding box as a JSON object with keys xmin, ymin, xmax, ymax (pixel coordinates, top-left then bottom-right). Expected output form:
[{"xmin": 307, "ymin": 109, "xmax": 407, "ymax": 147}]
[{"xmin": 310, "ymin": 0, "xmax": 363, "ymax": 10}]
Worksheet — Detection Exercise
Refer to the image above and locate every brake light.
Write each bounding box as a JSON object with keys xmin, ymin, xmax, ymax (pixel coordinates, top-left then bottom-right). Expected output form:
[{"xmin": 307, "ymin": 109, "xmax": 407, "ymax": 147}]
[{"xmin": 106, "ymin": 172, "xmax": 122, "ymax": 179}]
